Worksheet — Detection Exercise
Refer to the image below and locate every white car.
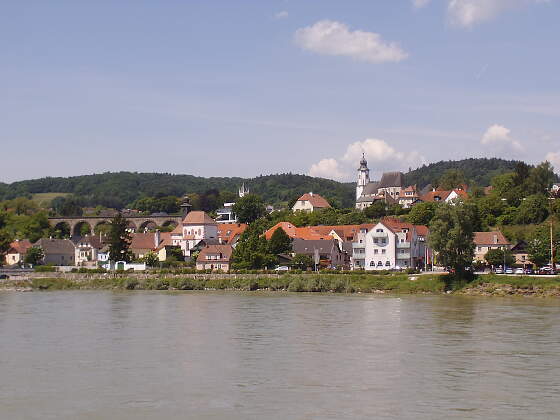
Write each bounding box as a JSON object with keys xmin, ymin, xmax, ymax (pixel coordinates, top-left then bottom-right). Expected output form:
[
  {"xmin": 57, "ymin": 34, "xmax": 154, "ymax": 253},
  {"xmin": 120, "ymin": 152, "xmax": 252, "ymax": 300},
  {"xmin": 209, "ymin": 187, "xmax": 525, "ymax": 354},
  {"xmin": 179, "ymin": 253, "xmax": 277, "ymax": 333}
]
[
  {"xmin": 274, "ymin": 266, "xmax": 290, "ymax": 271},
  {"xmin": 515, "ymin": 268, "xmax": 524, "ymax": 275}
]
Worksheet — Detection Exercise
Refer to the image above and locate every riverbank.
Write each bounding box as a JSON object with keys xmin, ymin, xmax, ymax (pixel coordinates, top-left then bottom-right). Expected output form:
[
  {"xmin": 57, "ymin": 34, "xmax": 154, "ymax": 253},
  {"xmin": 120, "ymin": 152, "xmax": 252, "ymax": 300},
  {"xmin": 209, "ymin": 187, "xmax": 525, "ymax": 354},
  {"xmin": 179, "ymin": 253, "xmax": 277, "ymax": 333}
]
[{"xmin": 2, "ymin": 272, "xmax": 560, "ymax": 296}]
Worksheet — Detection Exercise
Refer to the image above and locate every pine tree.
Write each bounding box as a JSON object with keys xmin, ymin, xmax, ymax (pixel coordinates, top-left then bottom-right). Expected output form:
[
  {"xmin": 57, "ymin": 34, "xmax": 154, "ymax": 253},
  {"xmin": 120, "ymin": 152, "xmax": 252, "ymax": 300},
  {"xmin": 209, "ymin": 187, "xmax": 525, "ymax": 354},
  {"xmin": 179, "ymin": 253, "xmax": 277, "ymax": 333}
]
[
  {"xmin": 108, "ymin": 213, "xmax": 132, "ymax": 262},
  {"xmin": 268, "ymin": 227, "xmax": 292, "ymax": 255}
]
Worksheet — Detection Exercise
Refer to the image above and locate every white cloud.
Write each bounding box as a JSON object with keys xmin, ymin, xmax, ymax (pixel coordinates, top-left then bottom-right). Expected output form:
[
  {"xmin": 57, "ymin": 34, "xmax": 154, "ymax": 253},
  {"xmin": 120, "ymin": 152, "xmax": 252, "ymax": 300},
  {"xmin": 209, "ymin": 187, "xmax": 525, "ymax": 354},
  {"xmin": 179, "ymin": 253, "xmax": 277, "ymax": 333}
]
[
  {"xmin": 275, "ymin": 11, "xmax": 289, "ymax": 19},
  {"xmin": 294, "ymin": 20, "xmax": 408, "ymax": 63},
  {"xmin": 413, "ymin": 0, "xmax": 432, "ymax": 8},
  {"xmin": 481, "ymin": 124, "xmax": 523, "ymax": 151},
  {"xmin": 309, "ymin": 138, "xmax": 425, "ymax": 181},
  {"xmin": 546, "ymin": 151, "xmax": 560, "ymax": 172},
  {"xmin": 308, "ymin": 158, "xmax": 348, "ymax": 180},
  {"xmin": 448, "ymin": 0, "xmax": 548, "ymax": 27}
]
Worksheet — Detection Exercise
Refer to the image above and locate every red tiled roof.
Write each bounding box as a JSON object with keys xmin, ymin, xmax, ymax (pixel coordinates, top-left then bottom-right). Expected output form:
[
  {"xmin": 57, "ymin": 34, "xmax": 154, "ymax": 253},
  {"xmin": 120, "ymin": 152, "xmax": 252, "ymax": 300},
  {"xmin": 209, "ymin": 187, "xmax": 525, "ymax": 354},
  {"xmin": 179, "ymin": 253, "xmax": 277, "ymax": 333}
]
[
  {"xmin": 296, "ymin": 193, "xmax": 331, "ymax": 209},
  {"xmin": 130, "ymin": 233, "xmax": 158, "ymax": 251},
  {"xmin": 474, "ymin": 231, "xmax": 510, "ymax": 246},
  {"xmin": 218, "ymin": 223, "xmax": 248, "ymax": 244},
  {"xmin": 8, "ymin": 239, "xmax": 32, "ymax": 254},
  {"xmin": 264, "ymin": 222, "xmax": 332, "ymax": 241}
]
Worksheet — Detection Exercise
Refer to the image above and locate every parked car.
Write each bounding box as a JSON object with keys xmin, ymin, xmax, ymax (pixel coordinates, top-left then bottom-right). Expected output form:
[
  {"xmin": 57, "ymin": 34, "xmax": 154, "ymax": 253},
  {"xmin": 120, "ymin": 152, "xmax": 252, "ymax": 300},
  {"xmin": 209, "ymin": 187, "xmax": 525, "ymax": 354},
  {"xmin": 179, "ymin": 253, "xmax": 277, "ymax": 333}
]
[
  {"xmin": 274, "ymin": 266, "xmax": 290, "ymax": 271},
  {"xmin": 524, "ymin": 268, "xmax": 534, "ymax": 274},
  {"xmin": 494, "ymin": 268, "xmax": 504, "ymax": 274},
  {"xmin": 539, "ymin": 267, "xmax": 554, "ymax": 275},
  {"xmin": 505, "ymin": 268, "xmax": 514, "ymax": 274},
  {"xmin": 0, "ymin": 274, "xmax": 9, "ymax": 279},
  {"xmin": 514, "ymin": 268, "xmax": 524, "ymax": 275}
]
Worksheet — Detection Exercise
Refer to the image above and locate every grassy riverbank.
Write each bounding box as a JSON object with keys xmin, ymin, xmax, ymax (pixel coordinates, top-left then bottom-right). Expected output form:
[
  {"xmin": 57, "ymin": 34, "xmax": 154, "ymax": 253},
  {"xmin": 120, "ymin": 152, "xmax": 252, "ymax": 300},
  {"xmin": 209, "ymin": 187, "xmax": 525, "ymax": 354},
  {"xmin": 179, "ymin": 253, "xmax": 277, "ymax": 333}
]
[{"xmin": 3, "ymin": 273, "xmax": 560, "ymax": 296}]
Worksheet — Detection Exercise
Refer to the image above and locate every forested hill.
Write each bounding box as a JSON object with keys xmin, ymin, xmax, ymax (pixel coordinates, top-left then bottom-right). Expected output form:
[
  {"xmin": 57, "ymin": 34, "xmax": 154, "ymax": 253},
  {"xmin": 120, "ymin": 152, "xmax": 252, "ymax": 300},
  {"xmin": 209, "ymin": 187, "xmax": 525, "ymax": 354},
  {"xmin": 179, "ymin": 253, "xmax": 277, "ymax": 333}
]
[
  {"xmin": 0, "ymin": 172, "xmax": 356, "ymax": 209},
  {"xmin": 0, "ymin": 158, "xmax": 537, "ymax": 210},
  {"xmin": 404, "ymin": 158, "xmax": 522, "ymax": 189}
]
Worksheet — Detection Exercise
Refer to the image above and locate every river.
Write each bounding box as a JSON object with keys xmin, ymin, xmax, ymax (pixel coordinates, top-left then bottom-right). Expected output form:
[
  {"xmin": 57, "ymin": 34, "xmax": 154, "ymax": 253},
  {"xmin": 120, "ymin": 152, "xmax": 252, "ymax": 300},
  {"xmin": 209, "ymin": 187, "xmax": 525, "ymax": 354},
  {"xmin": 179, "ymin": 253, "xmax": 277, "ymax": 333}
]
[{"xmin": 1, "ymin": 291, "xmax": 559, "ymax": 419}]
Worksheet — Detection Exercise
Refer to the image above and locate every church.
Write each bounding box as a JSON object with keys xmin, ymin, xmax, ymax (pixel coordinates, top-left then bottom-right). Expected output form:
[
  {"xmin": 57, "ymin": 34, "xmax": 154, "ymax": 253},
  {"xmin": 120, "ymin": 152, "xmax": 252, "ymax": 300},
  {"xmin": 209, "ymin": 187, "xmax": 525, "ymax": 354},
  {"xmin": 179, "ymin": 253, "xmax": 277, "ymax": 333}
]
[{"xmin": 355, "ymin": 154, "xmax": 414, "ymax": 210}]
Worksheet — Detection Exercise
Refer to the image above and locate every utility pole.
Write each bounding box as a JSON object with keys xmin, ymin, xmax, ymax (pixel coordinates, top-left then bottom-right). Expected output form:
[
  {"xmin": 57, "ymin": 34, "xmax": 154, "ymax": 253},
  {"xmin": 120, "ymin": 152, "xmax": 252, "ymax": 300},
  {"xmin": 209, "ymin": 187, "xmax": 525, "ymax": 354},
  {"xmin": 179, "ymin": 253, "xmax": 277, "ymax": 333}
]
[{"xmin": 550, "ymin": 195, "xmax": 555, "ymax": 274}]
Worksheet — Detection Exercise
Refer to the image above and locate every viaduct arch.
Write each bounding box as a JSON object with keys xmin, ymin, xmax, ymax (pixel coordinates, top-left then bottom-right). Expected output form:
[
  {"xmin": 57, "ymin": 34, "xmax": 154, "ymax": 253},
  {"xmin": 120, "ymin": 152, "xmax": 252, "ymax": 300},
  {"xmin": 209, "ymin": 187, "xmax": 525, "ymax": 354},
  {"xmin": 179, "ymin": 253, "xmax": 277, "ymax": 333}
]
[{"xmin": 48, "ymin": 215, "xmax": 182, "ymax": 236}]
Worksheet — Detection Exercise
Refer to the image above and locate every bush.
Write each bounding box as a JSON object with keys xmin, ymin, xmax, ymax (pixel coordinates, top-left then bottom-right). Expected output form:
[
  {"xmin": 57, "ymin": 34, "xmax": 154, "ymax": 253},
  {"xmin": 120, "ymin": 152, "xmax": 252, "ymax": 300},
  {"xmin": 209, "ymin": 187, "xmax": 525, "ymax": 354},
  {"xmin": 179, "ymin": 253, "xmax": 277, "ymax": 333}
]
[{"xmin": 34, "ymin": 265, "xmax": 56, "ymax": 272}]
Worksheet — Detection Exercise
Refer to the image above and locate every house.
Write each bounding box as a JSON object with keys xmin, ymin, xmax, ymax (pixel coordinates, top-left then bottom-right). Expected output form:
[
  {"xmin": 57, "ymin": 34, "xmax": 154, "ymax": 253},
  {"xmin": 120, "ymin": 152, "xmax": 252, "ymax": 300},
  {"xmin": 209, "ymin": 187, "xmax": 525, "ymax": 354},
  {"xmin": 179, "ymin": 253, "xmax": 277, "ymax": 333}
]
[
  {"xmin": 473, "ymin": 231, "xmax": 511, "ymax": 263},
  {"xmin": 511, "ymin": 241, "xmax": 531, "ymax": 267},
  {"xmin": 264, "ymin": 222, "xmax": 332, "ymax": 241},
  {"xmin": 217, "ymin": 223, "xmax": 248, "ymax": 246},
  {"xmin": 292, "ymin": 192, "xmax": 331, "ymax": 212},
  {"xmin": 291, "ymin": 238, "xmax": 347, "ymax": 269},
  {"xmin": 72, "ymin": 235, "xmax": 106, "ymax": 267},
  {"xmin": 419, "ymin": 188, "xmax": 469, "ymax": 204},
  {"xmin": 34, "ymin": 238, "xmax": 76, "ymax": 266},
  {"xmin": 170, "ymin": 210, "xmax": 219, "ymax": 257},
  {"xmin": 4, "ymin": 239, "xmax": 32, "ymax": 266},
  {"xmin": 354, "ymin": 218, "xmax": 429, "ymax": 271},
  {"xmin": 398, "ymin": 185, "xmax": 419, "ymax": 209},
  {"xmin": 215, "ymin": 202, "xmax": 237, "ymax": 224},
  {"xmin": 196, "ymin": 244, "xmax": 234, "ymax": 271},
  {"xmin": 130, "ymin": 231, "xmax": 162, "ymax": 260}
]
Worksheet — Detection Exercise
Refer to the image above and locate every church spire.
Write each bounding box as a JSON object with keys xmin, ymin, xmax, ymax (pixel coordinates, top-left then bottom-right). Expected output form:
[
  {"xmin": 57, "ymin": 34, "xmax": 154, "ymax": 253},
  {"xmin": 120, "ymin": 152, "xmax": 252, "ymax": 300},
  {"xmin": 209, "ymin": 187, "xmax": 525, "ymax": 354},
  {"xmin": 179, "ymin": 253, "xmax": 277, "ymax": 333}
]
[{"xmin": 356, "ymin": 153, "xmax": 370, "ymax": 201}]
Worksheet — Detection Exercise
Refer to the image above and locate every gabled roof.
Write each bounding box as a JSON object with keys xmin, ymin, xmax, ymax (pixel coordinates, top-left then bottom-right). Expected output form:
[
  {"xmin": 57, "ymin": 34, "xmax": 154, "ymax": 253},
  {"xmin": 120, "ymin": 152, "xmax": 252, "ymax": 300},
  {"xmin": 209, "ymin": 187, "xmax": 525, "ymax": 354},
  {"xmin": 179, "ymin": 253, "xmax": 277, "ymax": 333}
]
[
  {"xmin": 7, "ymin": 239, "xmax": 32, "ymax": 254},
  {"xmin": 196, "ymin": 244, "xmax": 233, "ymax": 263},
  {"xmin": 182, "ymin": 211, "xmax": 217, "ymax": 225},
  {"xmin": 378, "ymin": 172, "xmax": 404, "ymax": 189},
  {"xmin": 295, "ymin": 193, "xmax": 331, "ymax": 209},
  {"xmin": 34, "ymin": 238, "xmax": 76, "ymax": 254},
  {"xmin": 474, "ymin": 231, "xmax": 510, "ymax": 246},
  {"xmin": 130, "ymin": 233, "xmax": 157, "ymax": 251},
  {"xmin": 217, "ymin": 223, "xmax": 248, "ymax": 244}
]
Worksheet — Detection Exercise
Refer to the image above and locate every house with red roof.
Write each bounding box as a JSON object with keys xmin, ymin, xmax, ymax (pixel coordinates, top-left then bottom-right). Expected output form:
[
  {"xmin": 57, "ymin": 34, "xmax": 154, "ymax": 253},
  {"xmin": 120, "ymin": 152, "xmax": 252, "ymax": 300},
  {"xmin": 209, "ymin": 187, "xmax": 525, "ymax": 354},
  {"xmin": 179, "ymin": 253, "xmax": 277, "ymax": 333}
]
[
  {"xmin": 169, "ymin": 210, "xmax": 219, "ymax": 257},
  {"xmin": 4, "ymin": 239, "xmax": 32, "ymax": 266},
  {"xmin": 473, "ymin": 231, "xmax": 511, "ymax": 263},
  {"xmin": 196, "ymin": 244, "xmax": 234, "ymax": 271},
  {"xmin": 292, "ymin": 192, "xmax": 331, "ymax": 212}
]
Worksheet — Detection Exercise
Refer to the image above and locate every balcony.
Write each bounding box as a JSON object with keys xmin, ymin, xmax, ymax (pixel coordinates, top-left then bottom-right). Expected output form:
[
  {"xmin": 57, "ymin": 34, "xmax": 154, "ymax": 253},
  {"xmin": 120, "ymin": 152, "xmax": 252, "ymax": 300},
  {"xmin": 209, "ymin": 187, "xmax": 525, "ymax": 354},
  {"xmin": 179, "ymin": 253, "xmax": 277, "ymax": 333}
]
[
  {"xmin": 372, "ymin": 231, "xmax": 388, "ymax": 239},
  {"xmin": 352, "ymin": 242, "xmax": 365, "ymax": 249},
  {"xmin": 396, "ymin": 241, "xmax": 411, "ymax": 249},
  {"xmin": 397, "ymin": 254, "xmax": 411, "ymax": 260}
]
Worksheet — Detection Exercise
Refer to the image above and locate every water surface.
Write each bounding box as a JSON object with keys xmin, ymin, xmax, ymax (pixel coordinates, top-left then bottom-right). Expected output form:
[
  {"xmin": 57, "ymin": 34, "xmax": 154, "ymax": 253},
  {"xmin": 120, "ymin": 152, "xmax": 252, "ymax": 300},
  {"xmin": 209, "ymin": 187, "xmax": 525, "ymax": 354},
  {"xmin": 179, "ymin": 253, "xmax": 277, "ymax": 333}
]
[{"xmin": 1, "ymin": 291, "xmax": 559, "ymax": 419}]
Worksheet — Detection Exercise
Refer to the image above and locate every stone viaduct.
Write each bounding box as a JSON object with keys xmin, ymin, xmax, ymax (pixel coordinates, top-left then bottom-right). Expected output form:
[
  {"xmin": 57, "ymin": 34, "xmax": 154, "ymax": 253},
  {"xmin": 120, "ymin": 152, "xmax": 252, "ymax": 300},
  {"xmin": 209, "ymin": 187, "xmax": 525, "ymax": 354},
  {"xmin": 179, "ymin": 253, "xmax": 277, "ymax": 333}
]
[{"xmin": 48, "ymin": 215, "xmax": 183, "ymax": 236}]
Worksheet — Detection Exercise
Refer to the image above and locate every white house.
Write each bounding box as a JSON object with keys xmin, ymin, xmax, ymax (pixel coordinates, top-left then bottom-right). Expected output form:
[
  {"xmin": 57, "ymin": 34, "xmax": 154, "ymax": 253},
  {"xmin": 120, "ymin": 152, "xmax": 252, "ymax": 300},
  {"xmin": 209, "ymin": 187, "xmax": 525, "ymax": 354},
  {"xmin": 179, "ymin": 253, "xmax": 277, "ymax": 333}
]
[
  {"xmin": 170, "ymin": 211, "xmax": 218, "ymax": 257},
  {"xmin": 292, "ymin": 192, "xmax": 331, "ymax": 212},
  {"xmin": 353, "ymin": 218, "xmax": 429, "ymax": 271}
]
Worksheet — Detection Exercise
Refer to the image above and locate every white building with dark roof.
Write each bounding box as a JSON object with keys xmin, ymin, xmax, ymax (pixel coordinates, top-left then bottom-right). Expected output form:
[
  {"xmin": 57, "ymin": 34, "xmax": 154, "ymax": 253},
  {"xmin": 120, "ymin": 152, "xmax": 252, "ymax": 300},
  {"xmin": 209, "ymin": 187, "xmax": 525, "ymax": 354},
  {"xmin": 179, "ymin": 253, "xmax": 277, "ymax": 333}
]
[{"xmin": 355, "ymin": 154, "xmax": 405, "ymax": 210}]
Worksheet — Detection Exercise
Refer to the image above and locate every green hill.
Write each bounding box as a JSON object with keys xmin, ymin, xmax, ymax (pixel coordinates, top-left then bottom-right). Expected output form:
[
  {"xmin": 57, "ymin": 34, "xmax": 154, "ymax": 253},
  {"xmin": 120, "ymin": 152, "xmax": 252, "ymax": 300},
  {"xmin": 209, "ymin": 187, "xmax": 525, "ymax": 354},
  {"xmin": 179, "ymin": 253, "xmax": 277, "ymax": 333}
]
[
  {"xmin": 0, "ymin": 158, "xmax": 535, "ymax": 210},
  {"xmin": 404, "ymin": 158, "xmax": 522, "ymax": 189}
]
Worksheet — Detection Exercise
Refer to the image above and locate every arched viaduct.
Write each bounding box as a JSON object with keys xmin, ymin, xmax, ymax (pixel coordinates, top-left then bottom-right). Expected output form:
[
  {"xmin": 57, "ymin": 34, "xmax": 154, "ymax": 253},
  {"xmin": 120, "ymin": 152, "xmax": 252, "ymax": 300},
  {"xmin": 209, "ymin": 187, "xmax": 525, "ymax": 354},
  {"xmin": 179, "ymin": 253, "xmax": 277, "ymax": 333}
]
[{"xmin": 48, "ymin": 215, "xmax": 183, "ymax": 237}]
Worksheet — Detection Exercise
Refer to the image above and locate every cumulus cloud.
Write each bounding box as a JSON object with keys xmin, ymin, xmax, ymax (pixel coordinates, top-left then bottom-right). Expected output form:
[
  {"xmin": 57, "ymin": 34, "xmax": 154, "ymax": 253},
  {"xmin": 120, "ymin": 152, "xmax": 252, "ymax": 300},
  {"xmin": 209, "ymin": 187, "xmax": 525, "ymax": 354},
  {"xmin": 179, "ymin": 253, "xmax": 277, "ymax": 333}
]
[
  {"xmin": 413, "ymin": 0, "xmax": 432, "ymax": 8},
  {"xmin": 294, "ymin": 20, "xmax": 408, "ymax": 63},
  {"xmin": 309, "ymin": 158, "xmax": 348, "ymax": 180},
  {"xmin": 308, "ymin": 138, "xmax": 424, "ymax": 181},
  {"xmin": 546, "ymin": 151, "xmax": 560, "ymax": 172},
  {"xmin": 481, "ymin": 124, "xmax": 523, "ymax": 151},
  {"xmin": 275, "ymin": 11, "xmax": 289, "ymax": 19},
  {"xmin": 448, "ymin": 0, "xmax": 548, "ymax": 27}
]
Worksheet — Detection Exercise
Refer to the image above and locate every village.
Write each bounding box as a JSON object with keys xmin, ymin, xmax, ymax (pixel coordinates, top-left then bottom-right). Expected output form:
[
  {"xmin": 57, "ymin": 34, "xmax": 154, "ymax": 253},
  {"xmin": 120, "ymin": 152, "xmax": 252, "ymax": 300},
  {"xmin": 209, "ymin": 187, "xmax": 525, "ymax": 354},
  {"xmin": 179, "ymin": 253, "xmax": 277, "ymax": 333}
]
[{"xmin": 3, "ymin": 155, "xmax": 543, "ymax": 275}]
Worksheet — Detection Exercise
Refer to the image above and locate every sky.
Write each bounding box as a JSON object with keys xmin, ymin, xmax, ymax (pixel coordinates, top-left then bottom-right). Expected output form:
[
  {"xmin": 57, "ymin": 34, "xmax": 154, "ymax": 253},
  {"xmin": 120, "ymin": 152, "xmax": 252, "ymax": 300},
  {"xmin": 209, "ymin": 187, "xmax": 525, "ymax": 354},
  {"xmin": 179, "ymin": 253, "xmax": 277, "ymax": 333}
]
[{"xmin": 1, "ymin": 0, "xmax": 559, "ymax": 183}]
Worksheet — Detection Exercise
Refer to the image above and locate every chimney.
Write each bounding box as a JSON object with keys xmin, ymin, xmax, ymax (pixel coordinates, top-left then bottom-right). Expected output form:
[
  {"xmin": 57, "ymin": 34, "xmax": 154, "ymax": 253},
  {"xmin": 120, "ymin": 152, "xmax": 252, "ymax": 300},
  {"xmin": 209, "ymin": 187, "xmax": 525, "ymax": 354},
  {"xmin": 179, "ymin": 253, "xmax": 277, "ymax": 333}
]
[
  {"xmin": 219, "ymin": 237, "xmax": 223, "ymax": 244},
  {"xmin": 310, "ymin": 192, "xmax": 313, "ymax": 197},
  {"xmin": 154, "ymin": 229, "xmax": 161, "ymax": 248},
  {"xmin": 493, "ymin": 234, "xmax": 498, "ymax": 244}
]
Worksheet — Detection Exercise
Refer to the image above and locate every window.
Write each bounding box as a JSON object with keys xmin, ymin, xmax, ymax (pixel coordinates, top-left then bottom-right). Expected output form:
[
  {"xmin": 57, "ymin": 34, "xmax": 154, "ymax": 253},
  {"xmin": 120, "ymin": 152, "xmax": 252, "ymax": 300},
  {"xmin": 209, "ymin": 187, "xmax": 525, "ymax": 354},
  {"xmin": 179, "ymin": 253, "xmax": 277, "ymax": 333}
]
[
  {"xmin": 370, "ymin": 261, "xmax": 375, "ymax": 266},
  {"xmin": 381, "ymin": 239, "xmax": 386, "ymax": 244},
  {"xmin": 376, "ymin": 229, "xmax": 384, "ymax": 233},
  {"xmin": 373, "ymin": 238, "xmax": 378, "ymax": 244},
  {"xmin": 374, "ymin": 249, "xmax": 378, "ymax": 254},
  {"xmin": 377, "ymin": 261, "xmax": 383, "ymax": 266},
  {"xmin": 385, "ymin": 261, "xmax": 391, "ymax": 266},
  {"xmin": 382, "ymin": 249, "xmax": 386, "ymax": 254}
]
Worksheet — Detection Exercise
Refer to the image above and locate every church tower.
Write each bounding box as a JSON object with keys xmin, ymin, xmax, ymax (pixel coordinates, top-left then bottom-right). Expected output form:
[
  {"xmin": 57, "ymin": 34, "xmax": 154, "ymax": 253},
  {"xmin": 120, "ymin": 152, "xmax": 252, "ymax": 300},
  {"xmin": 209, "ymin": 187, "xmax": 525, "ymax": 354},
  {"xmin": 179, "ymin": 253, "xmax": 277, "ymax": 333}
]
[
  {"xmin": 238, "ymin": 182, "xmax": 249, "ymax": 198},
  {"xmin": 356, "ymin": 153, "xmax": 370, "ymax": 200}
]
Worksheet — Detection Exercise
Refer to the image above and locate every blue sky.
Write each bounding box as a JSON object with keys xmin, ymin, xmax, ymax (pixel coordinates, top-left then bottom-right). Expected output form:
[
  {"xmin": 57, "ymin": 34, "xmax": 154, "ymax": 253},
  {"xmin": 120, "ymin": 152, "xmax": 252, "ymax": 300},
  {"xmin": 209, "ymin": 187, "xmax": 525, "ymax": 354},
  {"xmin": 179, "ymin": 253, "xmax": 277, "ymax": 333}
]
[{"xmin": 1, "ymin": 0, "xmax": 559, "ymax": 182}]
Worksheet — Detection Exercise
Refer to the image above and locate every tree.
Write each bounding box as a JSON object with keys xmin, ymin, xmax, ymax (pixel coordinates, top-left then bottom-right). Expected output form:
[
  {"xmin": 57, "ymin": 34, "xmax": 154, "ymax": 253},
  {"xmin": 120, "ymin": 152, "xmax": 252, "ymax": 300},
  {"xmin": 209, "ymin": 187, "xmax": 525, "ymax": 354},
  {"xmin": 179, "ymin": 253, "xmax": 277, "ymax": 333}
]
[
  {"xmin": 142, "ymin": 251, "xmax": 159, "ymax": 267},
  {"xmin": 484, "ymin": 248, "xmax": 514, "ymax": 267},
  {"xmin": 428, "ymin": 203, "xmax": 476, "ymax": 275},
  {"xmin": 407, "ymin": 202, "xmax": 437, "ymax": 226},
  {"xmin": 0, "ymin": 211, "xmax": 12, "ymax": 266},
  {"xmin": 108, "ymin": 213, "xmax": 132, "ymax": 262},
  {"xmin": 291, "ymin": 254, "xmax": 313, "ymax": 270},
  {"xmin": 364, "ymin": 201, "xmax": 388, "ymax": 219},
  {"xmin": 232, "ymin": 194, "xmax": 266, "ymax": 224},
  {"xmin": 515, "ymin": 194, "xmax": 549, "ymax": 225},
  {"xmin": 527, "ymin": 224, "xmax": 560, "ymax": 267},
  {"xmin": 232, "ymin": 228, "xmax": 276, "ymax": 270},
  {"xmin": 438, "ymin": 169, "xmax": 466, "ymax": 190},
  {"xmin": 24, "ymin": 246, "xmax": 44, "ymax": 266},
  {"xmin": 525, "ymin": 161, "xmax": 555, "ymax": 196},
  {"xmin": 268, "ymin": 227, "xmax": 292, "ymax": 255}
]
